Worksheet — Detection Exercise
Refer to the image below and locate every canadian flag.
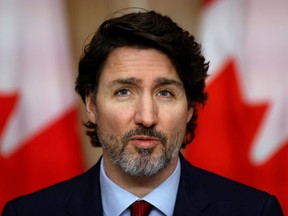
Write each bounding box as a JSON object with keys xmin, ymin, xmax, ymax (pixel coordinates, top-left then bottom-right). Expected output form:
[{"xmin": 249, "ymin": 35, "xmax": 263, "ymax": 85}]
[
  {"xmin": 184, "ymin": 0, "xmax": 288, "ymax": 214},
  {"xmin": 0, "ymin": 0, "xmax": 84, "ymax": 212}
]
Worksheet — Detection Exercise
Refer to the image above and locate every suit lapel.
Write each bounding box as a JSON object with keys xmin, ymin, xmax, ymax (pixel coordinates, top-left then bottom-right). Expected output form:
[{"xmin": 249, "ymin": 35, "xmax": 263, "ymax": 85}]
[
  {"xmin": 65, "ymin": 159, "xmax": 103, "ymax": 216},
  {"xmin": 173, "ymin": 155, "xmax": 211, "ymax": 216}
]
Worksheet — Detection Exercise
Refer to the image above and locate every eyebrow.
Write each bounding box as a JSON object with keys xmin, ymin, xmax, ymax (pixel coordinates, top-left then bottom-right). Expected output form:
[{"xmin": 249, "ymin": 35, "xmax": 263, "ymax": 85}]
[
  {"xmin": 109, "ymin": 77, "xmax": 183, "ymax": 88},
  {"xmin": 109, "ymin": 77, "xmax": 142, "ymax": 87},
  {"xmin": 153, "ymin": 77, "xmax": 183, "ymax": 88}
]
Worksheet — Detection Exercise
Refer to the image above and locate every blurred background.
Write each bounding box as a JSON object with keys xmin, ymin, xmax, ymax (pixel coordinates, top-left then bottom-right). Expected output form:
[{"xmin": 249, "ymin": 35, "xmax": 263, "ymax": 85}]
[{"xmin": 0, "ymin": 0, "xmax": 287, "ymax": 214}]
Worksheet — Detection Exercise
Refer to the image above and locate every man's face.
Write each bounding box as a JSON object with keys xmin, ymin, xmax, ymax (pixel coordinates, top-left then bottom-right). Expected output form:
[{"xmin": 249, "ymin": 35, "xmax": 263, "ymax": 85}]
[{"xmin": 86, "ymin": 47, "xmax": 193, "ymax": 176}]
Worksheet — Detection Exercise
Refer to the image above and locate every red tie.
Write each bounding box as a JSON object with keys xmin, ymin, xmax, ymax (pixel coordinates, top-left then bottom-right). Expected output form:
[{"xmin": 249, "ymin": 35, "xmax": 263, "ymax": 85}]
[{"xmin": 130, "ymin": 200, "xmax": 153, "ymax": 216}]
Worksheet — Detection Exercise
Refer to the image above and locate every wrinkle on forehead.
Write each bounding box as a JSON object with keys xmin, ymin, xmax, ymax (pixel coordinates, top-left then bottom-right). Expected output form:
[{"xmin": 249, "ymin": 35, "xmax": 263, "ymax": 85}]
[{"xmin": 100, "ymin": 47, "xmax": 183, "ymax": 90}]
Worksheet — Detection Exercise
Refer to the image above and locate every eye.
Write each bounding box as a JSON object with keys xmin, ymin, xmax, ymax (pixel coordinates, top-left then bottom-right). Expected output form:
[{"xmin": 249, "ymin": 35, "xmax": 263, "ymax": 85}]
[
  {"xmin": 116, "ymin": 88, "xmax": 131, "ymax": 96},
  {"xmin": 158, "ymin": 90, "xmax": 173, "ymax": 97}
]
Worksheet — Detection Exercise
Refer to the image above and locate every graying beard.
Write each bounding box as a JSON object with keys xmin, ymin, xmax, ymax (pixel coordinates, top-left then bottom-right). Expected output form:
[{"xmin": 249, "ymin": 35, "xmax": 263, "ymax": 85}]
[
  {"xmin": 99, "ymin": 130, "xmax": 182, "ymax": 176},
  {"xmin": 118, "ymin": 149, "xmax": 168, "ymax": 176}
]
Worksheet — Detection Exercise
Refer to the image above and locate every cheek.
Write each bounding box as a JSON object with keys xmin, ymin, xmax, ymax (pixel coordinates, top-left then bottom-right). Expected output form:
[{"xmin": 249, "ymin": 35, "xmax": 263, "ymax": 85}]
[
  {"xmin": 96, "ymin": 104, "xmax": 134, "ymax": 134},
  {"xmin": 159, "ymin": 108, "xmax": 189, "ymax": 142}
]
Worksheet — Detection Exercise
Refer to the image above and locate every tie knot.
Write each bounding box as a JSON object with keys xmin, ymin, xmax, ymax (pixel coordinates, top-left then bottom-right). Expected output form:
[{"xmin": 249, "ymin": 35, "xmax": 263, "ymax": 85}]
[{"xmin": 130, "ymin": 200, "xmax": 153, "ymax": 216}]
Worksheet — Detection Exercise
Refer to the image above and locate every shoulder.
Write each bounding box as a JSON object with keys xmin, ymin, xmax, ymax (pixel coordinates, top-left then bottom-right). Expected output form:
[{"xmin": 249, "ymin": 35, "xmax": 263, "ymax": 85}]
[
  {"xmin": 178, "ymin": 155, "xmax": 284, "ymax": 215},
  {"xmin": 2, "ymin": 175, "xmax": 82, "ymax": 215},
  {"xmin": 2, "ymin": 163, "xmax": 101, "ymax": 216},
  {"xmin": 180, "ymin": 155, "xmax": 271, "ymax": 199}
]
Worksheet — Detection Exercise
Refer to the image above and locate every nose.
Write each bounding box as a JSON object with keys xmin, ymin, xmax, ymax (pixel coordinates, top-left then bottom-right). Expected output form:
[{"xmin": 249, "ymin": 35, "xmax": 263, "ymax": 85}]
[{"xmin": 134, "ymin": 94, "xmax": 159, "ymax": 128}]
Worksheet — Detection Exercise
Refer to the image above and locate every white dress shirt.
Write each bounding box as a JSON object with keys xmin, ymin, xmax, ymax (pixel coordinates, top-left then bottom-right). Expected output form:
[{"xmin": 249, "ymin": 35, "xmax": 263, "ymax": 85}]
[{"xmin": 100, "ymin": 158, "xmax": 181, "ymax": 216}]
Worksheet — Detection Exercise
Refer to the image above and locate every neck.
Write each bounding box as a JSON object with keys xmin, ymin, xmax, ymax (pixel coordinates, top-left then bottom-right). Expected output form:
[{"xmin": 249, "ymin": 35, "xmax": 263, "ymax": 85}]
[{"xmin": 102, "ymin": 153, "xmax": 179, "ymax": 197}]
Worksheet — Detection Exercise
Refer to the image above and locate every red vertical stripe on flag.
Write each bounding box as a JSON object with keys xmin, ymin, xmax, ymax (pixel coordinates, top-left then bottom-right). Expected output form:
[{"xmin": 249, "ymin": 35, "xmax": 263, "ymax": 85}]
[{"xmin": 0, "ymin": 1, "xmax": 84, "ymax": 212}]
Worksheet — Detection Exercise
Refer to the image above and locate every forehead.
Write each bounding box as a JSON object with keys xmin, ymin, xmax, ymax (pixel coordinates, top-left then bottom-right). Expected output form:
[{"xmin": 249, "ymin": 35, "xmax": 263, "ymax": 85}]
[{"xmin": 99, "ymin": 47, "xmax": 181, "ymax": 83}]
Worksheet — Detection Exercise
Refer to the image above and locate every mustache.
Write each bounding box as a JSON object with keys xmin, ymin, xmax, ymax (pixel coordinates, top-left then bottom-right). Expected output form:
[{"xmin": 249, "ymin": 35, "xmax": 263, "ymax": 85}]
[{"xmin": 123, "ymin": 127, "xmax": 168, "ymax": 146}]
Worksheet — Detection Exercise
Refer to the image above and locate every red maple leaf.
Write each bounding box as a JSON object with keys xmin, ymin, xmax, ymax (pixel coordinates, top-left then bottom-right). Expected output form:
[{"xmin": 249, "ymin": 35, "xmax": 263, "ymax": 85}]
[{"xmin": 184, "ymin": 59, "xmax": 288, "ymax": 214}]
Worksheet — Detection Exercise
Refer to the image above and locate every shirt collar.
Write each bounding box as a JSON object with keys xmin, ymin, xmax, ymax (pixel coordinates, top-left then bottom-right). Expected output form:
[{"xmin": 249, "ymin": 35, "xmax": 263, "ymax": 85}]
[
  {"xmin": 100, "ymin": 157, "xmax": 181, "ymax": 216},
  {"xmin": 100, "ymin": 159, "xmax": 137, "ymax": 216}
]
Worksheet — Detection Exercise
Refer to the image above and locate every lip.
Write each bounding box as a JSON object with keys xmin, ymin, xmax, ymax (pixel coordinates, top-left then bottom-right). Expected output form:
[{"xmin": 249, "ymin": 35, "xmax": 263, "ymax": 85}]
[{"xmin": 129, "ymin": 135, "xmax": 160, "ymax": 149}]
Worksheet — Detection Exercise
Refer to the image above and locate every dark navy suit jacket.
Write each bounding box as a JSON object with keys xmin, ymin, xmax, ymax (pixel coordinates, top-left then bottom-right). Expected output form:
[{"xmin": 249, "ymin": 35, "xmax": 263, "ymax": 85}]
[{"xmin": 2, "ymin": 155, "xmax": 283, "ymax": 216}]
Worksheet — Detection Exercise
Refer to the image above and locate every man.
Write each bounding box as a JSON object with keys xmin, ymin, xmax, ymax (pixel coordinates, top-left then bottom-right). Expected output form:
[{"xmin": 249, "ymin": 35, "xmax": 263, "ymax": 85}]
[{"xmin": 2, "ymin": 10, "xmax": 283, "ymax": 216}]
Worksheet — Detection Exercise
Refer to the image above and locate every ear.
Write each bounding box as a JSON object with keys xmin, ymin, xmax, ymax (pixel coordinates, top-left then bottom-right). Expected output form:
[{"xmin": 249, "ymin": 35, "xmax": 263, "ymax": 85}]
[
  {"xmin": 85, "ymin": 95, "xmax": 97, "ymax": 123},
  {"xmin": 186, "ymin": 106, "xmax": 194, "ymax": 124}
]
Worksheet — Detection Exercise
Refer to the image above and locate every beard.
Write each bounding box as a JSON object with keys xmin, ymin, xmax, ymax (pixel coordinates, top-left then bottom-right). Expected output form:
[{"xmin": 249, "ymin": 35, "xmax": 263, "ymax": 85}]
[{"xmin": 98, "ymin": 126, "xmax": 183, "ymax": 177}]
